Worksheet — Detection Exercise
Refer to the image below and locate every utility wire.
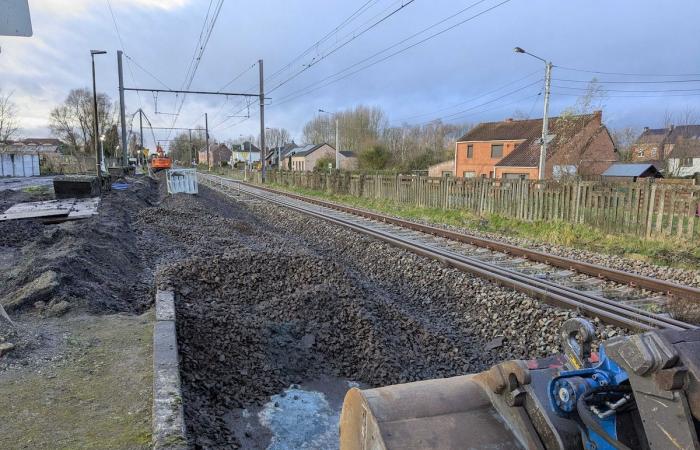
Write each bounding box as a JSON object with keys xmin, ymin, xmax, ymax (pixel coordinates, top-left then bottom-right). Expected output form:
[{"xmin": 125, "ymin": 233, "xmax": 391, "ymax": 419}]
[
  {"xmin": 419, "ymin": 78, "xmax": 542, "ymax": 124},
  {"xmin": 268, "ymin": 0, "xmax": 417, "ymax": 93},
  {"xmin": 124, "ymin": 53, "xmax": 172, "ymax": 90},
  {"xmin": 265, "ymin": 0, "xmax": 379, "ymax": 82},
  {"xmin": 269, "ymin": 0, "xmax": 512, "ymax": 107},
  {"xmin": 105, "ymin": 0, "xmax": 145, "ymax": 111},
  {"xmin": 553, "ymin": 77, "xmax": 700, "ymax": 84},
  {"xmin": 167, "ymin": 0, "xmax": 224, "ymax": 140},
  {"xmin": 557, "ymin": 66, "xmax": 700, "ymax": 78},
  {"xmin": 393, "ymin": 69, "xmax": 540, "ymax": 123}
]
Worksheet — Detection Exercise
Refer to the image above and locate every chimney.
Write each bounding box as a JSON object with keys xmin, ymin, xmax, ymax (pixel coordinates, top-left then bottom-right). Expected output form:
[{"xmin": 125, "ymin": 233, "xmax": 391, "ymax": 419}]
[
  {"xmin": 593, "ymin": 110, "xmax": 602, "ymax": 123},
  {"xmin": 643, "ymin": 126, "xmax": 649, "ymax": 132}
]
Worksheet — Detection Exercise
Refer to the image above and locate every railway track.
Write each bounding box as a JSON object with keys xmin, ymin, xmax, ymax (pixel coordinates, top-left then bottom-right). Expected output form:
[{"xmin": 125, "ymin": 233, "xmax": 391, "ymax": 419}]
[{"xmin": 198, "ymin": 173, "xmax": 697, "ymax": 332}]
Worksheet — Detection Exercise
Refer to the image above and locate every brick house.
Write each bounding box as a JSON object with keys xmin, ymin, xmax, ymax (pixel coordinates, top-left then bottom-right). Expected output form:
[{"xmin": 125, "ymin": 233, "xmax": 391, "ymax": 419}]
[
  {"xmin": 198, "ymin": 143, "xmax": 232, "ymax": 167},
  {"xmin": 631, "ymin": 125, "xmax": 700, "ymax": 174},
  {"xmin": 454, "ymin": 111, "xmax": 617, "ymax": 179}
]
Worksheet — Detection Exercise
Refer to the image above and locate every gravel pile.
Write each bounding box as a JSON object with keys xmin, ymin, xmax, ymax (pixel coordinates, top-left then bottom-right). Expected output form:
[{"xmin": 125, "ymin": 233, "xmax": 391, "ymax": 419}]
[{"xmin": 151, "ymin": 185, "xmax": 623, "ymax": 449}]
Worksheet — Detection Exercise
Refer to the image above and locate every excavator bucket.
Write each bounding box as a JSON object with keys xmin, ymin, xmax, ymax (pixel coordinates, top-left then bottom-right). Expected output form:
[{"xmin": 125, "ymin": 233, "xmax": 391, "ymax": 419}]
[
  {"xmin": 339, "ymin": 320, "xmax": 700, "ymax": 450},
  {"xmin": 340, "ymin": 374, "xmax": 527, "ymax": 450}
]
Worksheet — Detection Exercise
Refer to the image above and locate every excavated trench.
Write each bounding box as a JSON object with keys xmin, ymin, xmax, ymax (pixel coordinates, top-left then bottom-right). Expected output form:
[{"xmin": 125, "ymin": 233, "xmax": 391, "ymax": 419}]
[{"xmin": 151, "ymin": 186, "xmax": 620, "ymax": 449}]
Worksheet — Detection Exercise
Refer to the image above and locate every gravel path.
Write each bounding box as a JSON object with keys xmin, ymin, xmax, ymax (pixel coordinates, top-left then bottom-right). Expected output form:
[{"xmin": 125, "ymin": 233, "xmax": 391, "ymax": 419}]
[{"xmin": 150, "ymin": 186, "xmax": 623, "ymax": 449}]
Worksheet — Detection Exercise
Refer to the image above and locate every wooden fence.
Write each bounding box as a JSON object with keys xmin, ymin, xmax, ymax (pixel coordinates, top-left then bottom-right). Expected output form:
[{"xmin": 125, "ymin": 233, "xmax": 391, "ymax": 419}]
[{"xmin": 224, "ymin": 169, "xmax": 700, "ymax": 240}]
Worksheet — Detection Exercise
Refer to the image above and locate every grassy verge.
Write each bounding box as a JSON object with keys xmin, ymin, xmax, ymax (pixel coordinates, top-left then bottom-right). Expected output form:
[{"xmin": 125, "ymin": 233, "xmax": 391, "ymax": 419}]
[
  {"xmin": 264, "ymin": 182, "xmax": 700, "ymax": 270},
  {"xmin": 0, "ymin": 312, "xmax": 153, "ymax": 449}
]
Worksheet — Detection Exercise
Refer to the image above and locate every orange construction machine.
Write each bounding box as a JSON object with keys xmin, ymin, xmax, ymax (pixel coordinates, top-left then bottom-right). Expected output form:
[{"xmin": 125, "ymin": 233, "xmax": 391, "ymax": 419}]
[{"xmin": 151, "ymin": 145, "xmax": 172, "ymax": 171}]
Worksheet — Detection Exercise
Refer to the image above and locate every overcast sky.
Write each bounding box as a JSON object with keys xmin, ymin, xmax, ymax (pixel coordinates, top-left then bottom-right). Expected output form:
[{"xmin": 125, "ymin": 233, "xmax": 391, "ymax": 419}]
[{"xmin": 2, "ymin": 0, "xmax": 700, "ymax": 149}]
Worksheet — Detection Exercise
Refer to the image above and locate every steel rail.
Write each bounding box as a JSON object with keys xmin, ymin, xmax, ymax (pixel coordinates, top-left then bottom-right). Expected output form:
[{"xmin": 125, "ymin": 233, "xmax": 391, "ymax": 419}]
[
  {"xmin": 247, "ymin": 182, "xmax": 700, "ymax": 304},
  {"xmin": 199, "ymin": 174, "xmax": 695, "ymax": 332}
]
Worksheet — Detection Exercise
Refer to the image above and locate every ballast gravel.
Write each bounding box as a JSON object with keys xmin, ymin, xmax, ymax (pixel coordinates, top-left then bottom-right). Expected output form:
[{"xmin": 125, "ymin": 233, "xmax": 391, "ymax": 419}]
[{"xmin": 151, "ymin": 185, "xmax": 623, "ymax": 449}]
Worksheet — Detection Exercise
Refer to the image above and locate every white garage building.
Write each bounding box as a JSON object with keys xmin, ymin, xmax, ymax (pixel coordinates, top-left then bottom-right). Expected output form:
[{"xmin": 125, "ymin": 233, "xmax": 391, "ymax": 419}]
[{"xmin": 1, "ymin": 138, "xmax": 63, "ymax": 177}]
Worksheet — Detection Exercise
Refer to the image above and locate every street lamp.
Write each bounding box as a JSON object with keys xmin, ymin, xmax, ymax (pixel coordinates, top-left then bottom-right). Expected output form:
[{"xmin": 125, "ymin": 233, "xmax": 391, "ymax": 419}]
[
  {"xmin": 99, "ymin": 134, "xmax": 106, "ymax": 173},
  {"xmin": 318, "ymin": 109, "xmax": 339, "ymax": 171},
  {"xmin": 514, "ymin": 46, "xmax": 552, "ymax": 180},
  {"xmin": 91, "ymin": 49, "xmax": 107, "ymax": 179}
]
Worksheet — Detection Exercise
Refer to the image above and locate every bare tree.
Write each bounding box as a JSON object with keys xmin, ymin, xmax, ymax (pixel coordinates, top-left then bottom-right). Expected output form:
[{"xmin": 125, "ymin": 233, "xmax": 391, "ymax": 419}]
[
  {"xmin": 0, "ymin": 90, "xmax": 20, "ymax": 143},
  {"xmin": 49, "ymin": 88, "xmax": 116, "ymax": 155},
  {"xmin": 611, "ymin": 126, "xmax": 640, "ymax": 162}
]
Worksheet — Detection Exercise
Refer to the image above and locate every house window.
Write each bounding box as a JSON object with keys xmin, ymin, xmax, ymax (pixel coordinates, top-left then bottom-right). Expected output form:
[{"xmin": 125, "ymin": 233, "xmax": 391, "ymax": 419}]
[
  {"xmin": 466, "ymin": 144, "xmax": 473, "ymax": 158},
  {"xmin": 651, "ymin": 147, "xmax": 658, "ymax": 157},
  {"xmin": 442, "ymin": 171, "xmax": 453, "ymax": 178},
  {"xmin": 503, "ymin": 173, "xmax": 528, "ymax": 180},
  {"xmin": 637, "ymin": 148, "xmax": 644, "ymax": 157},
  {"xmin": 491, "ymin": 144, "xmax": 503, "ymax": 158},
  {"xmin": 682, "ymin": 157, "xmax": 693, "ymax": 167},
  {"xmin": 463, "ymin": 171, "xmax": 476, "ymax": 178}
]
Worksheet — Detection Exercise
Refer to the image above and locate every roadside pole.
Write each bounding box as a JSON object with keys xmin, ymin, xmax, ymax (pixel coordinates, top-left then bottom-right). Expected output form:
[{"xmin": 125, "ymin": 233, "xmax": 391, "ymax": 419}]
[
  {"xmin": 117, "ymin": 50, "xmax": 128, "ymax": 167},
  {"xmin": 205, "ymin": 112, "xmax": 210, "ymax": 171},
  {"xmin": 335, "ymin": 118, "xmax": 339, "ymax": 170},
  {"xmin": 259, "ymin": 59, "xmax": 266, "ymax": 183},
  {"xmin": 139, "ymin": 109, "xmax": 144, "ymax": 166},
  {"xmin": 538, "ymin": 62, "xmax": 552, "ymax": 181}
]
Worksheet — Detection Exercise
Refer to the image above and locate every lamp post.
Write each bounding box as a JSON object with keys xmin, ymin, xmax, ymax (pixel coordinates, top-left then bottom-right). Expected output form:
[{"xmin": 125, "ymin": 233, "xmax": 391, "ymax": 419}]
[
  {"xmin": 91, "ymin": 50, "xmax": 107, "ymax": 179},
  {"xmin": 99, "ymin": 134, "xmax": 106, "ymax": 173},
  {"xmin": 318, "ymin": 109, "xmax": 339, "ymax": 171},
  {"xmin": 514, "ymin": 47, "xmax": 552, "ymax": 180}
]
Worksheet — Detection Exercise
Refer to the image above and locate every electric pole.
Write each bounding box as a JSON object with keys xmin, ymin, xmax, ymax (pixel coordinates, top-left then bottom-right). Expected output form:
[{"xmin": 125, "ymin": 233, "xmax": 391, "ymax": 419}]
[
  {"xmin": 259, "ymin": 59, "xmax": 266, "ymax": 182},
  {"xmin": 117, "ymin": 50, "xmax": 128, "ymax": 166},
  {"xmin": 189, "ymin": 129, "xmax": 193, "ymax": 166},
  {"xmin": 539, "ymin": 62, "xmax": 552, "ymax": 181},
  {"xmin": 335, "ymin": 118, "xmax": 339, "ymax": 170},
  {"xmin": 205, "ymin": 112, "xmax": 210, "ymax": 170},
  {"xmin": 139, "ymin": 109, "xmax": 144, "ymax": 165},
  {"xmin": 514, "ymin": 47, "xmax": 553, "ymax": 180},
  {"xmin": 90, "ymin": 50, "xmax": 106, "ymax": 178}
]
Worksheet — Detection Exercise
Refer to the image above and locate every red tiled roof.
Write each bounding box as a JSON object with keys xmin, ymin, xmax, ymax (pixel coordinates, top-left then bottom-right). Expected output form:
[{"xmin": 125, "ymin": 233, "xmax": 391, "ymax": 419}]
[
  {"xmin": 495, "ymin": 113, "xmax": 602, "ymax": 167},
  {"xmin": 457, "ymin": 118, "xmax": 541, "ymax": 142}
]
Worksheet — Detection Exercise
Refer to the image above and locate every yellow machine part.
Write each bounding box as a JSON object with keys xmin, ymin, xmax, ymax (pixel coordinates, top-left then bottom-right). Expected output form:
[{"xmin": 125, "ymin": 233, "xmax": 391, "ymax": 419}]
[{"xmin": 340, "ymin": 374, "xmax": 528, "ymax": 450}]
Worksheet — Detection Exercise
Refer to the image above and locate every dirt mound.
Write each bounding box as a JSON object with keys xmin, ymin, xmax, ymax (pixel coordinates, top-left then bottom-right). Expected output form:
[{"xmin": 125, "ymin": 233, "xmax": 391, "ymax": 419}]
[
  {"xmin": 158, "ymin": 249, "xmax": 484, "ymax": 448},
  {"xmin": 0, "ymin": 177, "xmax": 158, "ymax": 315}
]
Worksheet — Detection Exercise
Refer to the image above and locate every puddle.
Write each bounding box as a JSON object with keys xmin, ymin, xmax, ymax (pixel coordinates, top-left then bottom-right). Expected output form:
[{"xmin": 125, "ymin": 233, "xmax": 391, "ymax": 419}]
[{"xmin": 229, "ymin": 375, "xmax": 365, "ymax": 449}]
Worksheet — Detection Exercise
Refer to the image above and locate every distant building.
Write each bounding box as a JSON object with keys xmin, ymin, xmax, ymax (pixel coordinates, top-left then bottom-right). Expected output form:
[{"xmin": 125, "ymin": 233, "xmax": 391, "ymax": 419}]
[
  {"xmin": 601, "ymin": 163, "xmax": 663, "ymax": 182},
  {"xmin": 667, "ymin": 137, "xmax": 700, "ymax": 177},
  {"xmin": 631, "ymin": 125, "xmax": 700, "ymax": 175},
  {"xmin": 1, "ymin": 138, "xmax": 64, "ymax": 177},
  {"xmin": 454, "ymin": 111, "xmax": 617, "ymax": 180},
  {"xmin": 428, "ymin": 160, "xmax": 455, "ymax": 177},
  {"xmin": 231, "ymin": 141, "xmax": 261, "ymax": 165},
  {"xmin": 266, "ymin": 142, "xmax": 298, "ymax": 168},
  {"xmin": 198, "ymin": 143, "xmax": 232, "ymax": 167},
  {"xmin": 282, "ymin": 144, "xmax": 357, "ymax": 171}
]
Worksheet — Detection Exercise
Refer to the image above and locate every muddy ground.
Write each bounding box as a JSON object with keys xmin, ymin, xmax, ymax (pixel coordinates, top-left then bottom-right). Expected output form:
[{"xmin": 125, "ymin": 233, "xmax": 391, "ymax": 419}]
[
  {"xmin": 0, "ymin": 177, "xmax": 621, "ymax": 450},
  {"xmin": 0, "ymin": 177, "xmax": 162, "ymax": 449}
]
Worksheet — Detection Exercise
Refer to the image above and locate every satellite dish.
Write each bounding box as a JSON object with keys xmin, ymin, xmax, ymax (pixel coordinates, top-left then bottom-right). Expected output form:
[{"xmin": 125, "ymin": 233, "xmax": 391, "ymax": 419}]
[{"xmin": 0, "ymin": 0, "xmax": 32, "ymax": 37}]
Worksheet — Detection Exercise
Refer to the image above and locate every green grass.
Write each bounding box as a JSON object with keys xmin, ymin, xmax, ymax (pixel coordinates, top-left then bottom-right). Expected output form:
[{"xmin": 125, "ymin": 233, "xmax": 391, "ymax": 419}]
[
  {"xmin": 0, "ymin": 312, "xmax": 154, "ymax": 449},
  {"xmin": 263, "ymin": 182, "xmax": 700, "ymax": 270}
]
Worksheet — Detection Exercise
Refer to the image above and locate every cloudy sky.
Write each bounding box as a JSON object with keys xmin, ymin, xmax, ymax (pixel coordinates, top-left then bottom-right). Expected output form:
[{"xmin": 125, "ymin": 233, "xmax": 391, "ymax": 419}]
[{"xmin": 2, "ymin": 0, "xmax": 700, "ymax": 149}]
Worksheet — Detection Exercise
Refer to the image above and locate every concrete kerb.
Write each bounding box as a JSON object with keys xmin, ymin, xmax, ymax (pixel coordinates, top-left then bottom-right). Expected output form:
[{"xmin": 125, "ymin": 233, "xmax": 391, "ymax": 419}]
[{"xmin": 153, "ymin": 290, "xmax": 188, "ymax": 449}]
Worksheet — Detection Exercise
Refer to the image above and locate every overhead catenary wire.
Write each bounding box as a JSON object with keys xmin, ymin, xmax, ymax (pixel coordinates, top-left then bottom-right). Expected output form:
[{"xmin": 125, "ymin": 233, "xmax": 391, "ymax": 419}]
[
  {"xmin": 269, "ymin": 0, "xmax": 513, "ymax": 108},
  {"xmin": 166, "ymin": 0, "xmax": 225, "ymax": 140},
  {"xmin": 268, "ymin": 0, "xmax": 417, "ymax": 94},
  {"xmin": 265, "ymin": 0, "xmax": 380, "ymax": 83}
]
